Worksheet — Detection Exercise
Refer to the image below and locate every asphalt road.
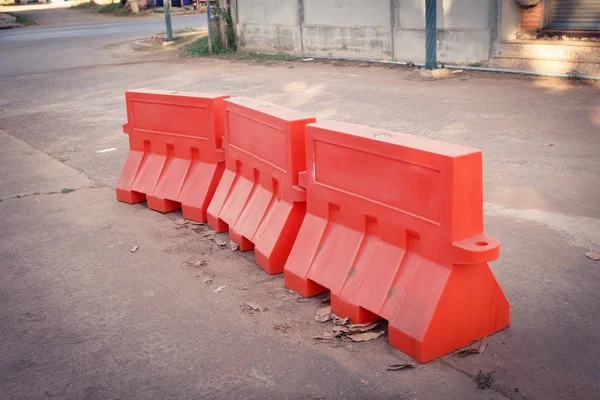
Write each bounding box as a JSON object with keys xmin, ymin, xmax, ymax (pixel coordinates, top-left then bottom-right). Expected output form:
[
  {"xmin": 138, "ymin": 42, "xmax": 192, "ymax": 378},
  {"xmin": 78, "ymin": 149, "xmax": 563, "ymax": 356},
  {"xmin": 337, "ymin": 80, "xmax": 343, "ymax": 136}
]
[
  {"xmin": 0, "ymin": 14, "xmax": 206, "ymax": 77},
  {"xmin": 1, "ymin": 7, "xmax": 599, "ymax": 400}
]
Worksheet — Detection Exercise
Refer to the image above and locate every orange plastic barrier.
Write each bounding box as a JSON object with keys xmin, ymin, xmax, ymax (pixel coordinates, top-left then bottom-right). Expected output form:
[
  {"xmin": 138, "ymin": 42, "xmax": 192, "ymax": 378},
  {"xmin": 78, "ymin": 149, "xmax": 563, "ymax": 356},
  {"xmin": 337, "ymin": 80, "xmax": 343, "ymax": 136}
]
[
  {"xmin": 207, "ymin": 97, "xmax": 316, "ymax": 274},
  {"xmin": 116, "ymin": 89, "xmax": 229, "ymax": 222},
  {"xmin": 284, "ymin": 121, "xmax": 510, "ymax": 363}
]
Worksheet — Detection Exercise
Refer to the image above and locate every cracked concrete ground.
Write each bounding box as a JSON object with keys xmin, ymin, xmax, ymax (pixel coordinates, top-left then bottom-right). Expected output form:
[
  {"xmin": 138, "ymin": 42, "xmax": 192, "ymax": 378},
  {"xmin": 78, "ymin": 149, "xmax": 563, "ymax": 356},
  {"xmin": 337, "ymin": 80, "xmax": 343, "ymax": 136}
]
[{"xmin": 1, "ymin": 15, "xmax": 600, "ymax": 399}]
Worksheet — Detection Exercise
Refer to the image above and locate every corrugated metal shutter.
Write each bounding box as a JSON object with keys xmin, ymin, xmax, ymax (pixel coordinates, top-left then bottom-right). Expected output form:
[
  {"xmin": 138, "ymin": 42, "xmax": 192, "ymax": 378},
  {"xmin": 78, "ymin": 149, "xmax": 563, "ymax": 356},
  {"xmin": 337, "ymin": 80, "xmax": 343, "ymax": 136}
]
[{"xmin": 548, "ymin": 0, "xmax": 600, "ymax": 30}]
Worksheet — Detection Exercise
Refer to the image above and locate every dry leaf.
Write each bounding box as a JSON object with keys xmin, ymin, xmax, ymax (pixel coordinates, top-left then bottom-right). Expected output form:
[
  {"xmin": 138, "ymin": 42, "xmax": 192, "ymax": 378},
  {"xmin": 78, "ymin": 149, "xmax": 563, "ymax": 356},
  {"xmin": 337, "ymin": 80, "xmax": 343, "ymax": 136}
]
[
  {"xmin": 230, "ymin": 240, "xmax": 239, "ymax": 251},
  {"xmin": 321, "ymin": 294, "xmax": 331, "ymax": 304},
  {"xmin": 184, "ymin": 259, "xmax": 208, "ymax": 268},
  {"xmin": 333, "ymin": 316, "xmax": 349, "ymax": 326},
  {"xmin": 332, "ymin": 325, "xmax": 349, "ymax": 334},
  {"xmin": 344, "ymin": 329, "xmax": 385, "ymax": 342},
  {"xmin": 202, "ymin": 232, "xmax": 216, "ymax": 239},
  {"xmin": 241, "ymin": 302, "xmax": 264, "ymax": 312},
  {"xmin": 312, "ymin": 332, "xmax": 340, "ymax": 340},
  {"xmin": 347, "ymin": 322, "xmax": 378, "ymax": 334},
  {"xmin": 214, "ymin": 232, "xmax": 229, "ymax": 246},
  {"xmin": 130, "ymin": 245, "xmax": 139, "ymax": 253},
  {"xmin": 203, "ymin": 278, "xmax": 212, "ymax": 284},
  {"xmin": 213, "ymin": 286, "xmax": 226, "ymax": 293},
  {"xmin": 315, "ymin": 306, "xmax": 333, "ymax": 323},
  {"xmin": 585, "ymin": 250, "xmax": 600, "ymax": 261},
  {"xmin": 361, "ymin": 379, "xmax": 369, "ymax": 385},
  {"xmin": 455, "ymin": 338, "xmax": 487, "ymax": 357},
  {"xmin": 387, "ymin": 362, "xmax": 416, "ymax": 371},
  {"xmin": 174, "ymin": 219, "xmax": 188, "ymax": 225}
]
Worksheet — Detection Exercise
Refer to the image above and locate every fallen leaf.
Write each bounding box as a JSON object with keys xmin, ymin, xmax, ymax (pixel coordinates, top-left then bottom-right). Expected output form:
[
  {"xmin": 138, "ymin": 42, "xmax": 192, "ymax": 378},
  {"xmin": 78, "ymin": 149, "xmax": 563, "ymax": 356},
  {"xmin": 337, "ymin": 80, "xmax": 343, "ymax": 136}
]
[
  {"xmin": 203, "ymin": 278, "xmax": 212, "ymax": 284},
  {"xmin": 321, "ymin": 294, "xmax": 331, "ymax": 304},
  {"xmin": 315, "ymin": 306, "xmax": 333, "ymax": 323},
  {"xmin": 230, "ymin": 240, "xmax": 239, "ymax": 251},
  {"xmin": 585, "ymin": 250, "xmax": 600, "ymax": 261},
  {"xmin": 213, "ymin": 285, "xmax": 226, "ymax": 293},
  {"xmin": 274, "ymin": 322, "xmax": 292, "ymax": 334},
  {"xmin": 332, "ymin": 325, "xmax": 349, "ymax": 334},
  {"xmin": 214, "ymin": 232, "xmax": 229, "ymax": 246},
  {"xmin": 312, "ymin": 332, "xmax": 340, "ymax": 340},
  {"xmin": 183, "ymin": 259, "xmax": 208, "ymax": 268},
  {"xmin": 202, "ymin": 232, "xmax": 216, "ymax": 239},
  {"xmin": 188, "ymin": 221, "xmax": 204, "ymax": 225},
  {"xmin": 543, "ymin": 143, "xmax": 554, "ymax": 147},
  {"xmin": 455, "ymin": 338, "xmax": 487, "ymax": 357},
  {"xmin": 130, "ymin": 245, "xmax": 139, "ymax": 253},
  {"xmin": 241, "ymin": 302, "xmax": 264, "ymax": 312},
  {"xmin": 189, "ymin": 225, "xmax": 204, "ymax": 231},
  {"xmin": 344, "ymin": 329, "xmax": 385, "ymax": 342},
  {"xmin": 361, "ymin": 379, "xmax": 369, "ymax": 385},
  {"xmin": 174, "ymin": 219, "xmax": 188, "ymax": 225},
  {"xmin": 333, "ymin": 316, "xmax": 349, "ymax": 326},
  {"xmin": 347, "ymin": 322, "xmax": 378, "ymax": 334},
  {"xmin": 387, "ymin": 362, "xmax": 416, "ymax": 371}
]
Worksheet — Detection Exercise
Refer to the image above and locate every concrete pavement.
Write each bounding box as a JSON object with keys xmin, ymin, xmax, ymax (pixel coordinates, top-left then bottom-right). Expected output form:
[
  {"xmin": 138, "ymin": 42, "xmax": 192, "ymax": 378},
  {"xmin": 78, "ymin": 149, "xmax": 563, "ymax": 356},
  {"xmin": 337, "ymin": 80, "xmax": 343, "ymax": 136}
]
[
  {"xmin": 0, "ymin": 129, "xmax": 505, "ymax": 399},
  {"xmin": 1, "ymin": 5, "xmax": 599, "ymax": 398}
]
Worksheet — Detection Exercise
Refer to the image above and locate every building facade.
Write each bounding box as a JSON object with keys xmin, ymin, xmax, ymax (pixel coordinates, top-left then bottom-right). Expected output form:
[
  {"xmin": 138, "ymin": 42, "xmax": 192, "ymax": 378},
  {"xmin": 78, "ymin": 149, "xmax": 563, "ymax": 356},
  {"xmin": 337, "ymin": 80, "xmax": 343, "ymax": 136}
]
[{"xmin": 230, "ymin": 0, "xmax": 600, "ymax": 76}]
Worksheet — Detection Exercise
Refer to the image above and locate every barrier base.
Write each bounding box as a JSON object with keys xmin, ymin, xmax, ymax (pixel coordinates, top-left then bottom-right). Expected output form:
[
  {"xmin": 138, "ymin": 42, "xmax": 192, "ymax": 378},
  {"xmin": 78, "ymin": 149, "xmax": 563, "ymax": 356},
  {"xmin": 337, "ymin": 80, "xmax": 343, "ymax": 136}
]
[{"xmin": 207, "ymin": 170, "xmax": 306, "ymax": 275}]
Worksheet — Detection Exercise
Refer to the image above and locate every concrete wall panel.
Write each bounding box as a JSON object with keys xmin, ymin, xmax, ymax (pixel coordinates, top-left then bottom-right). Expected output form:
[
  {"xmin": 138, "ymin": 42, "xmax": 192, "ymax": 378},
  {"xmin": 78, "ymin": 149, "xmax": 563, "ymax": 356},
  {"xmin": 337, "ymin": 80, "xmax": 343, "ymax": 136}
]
[
  {"xmin": 397, "ymin": 0, "xmax": 489, "ymax": 29},
  {"xmin": 234, "ymin": 0, "xmax": 521, "ymax": 64},
  {"xmin": 395, "ymin": 28, "xmax": 490, "ymax": 64},
  {"xmin": 303, "ymin": 26, "xmax": 392, "ymax": 59},
  {"xmin": 303, "ymin": 0, "xmax": 390, "ymax": 27},
  {"xmin": 238, "ymin": 23, "xmax": 302, "ymax": 54},
  {"xmin": 237, "ymin": 0, "xmax": 299, "ymax": 25}
]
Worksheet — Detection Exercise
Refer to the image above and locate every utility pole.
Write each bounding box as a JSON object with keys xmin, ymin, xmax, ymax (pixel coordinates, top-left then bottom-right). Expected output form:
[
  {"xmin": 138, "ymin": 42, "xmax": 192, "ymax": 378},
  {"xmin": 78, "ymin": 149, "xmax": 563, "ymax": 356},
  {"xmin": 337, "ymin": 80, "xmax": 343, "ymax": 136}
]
[
  {"xmin": 164, "ymin": 0, "xmax": 173, "ymax": 42},
  {"xmin": 206, "ymin": 0, "xmax": 213, "ymax": 53},
  {"xmin": 424, "ymin": 0, "xmax": 437, "ymax": 70}
]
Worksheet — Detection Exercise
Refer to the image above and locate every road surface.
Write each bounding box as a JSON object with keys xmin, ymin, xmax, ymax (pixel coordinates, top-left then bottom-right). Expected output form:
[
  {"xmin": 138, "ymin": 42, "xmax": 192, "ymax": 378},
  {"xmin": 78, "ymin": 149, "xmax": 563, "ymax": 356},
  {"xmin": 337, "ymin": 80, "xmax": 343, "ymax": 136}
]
[
  {"xmin": 0, "ymin": 14, "xmax": 206, "ymax": 77},
  {"xmin": 1, "ymin": 6, "xmax": 599, "ymax": 400}
]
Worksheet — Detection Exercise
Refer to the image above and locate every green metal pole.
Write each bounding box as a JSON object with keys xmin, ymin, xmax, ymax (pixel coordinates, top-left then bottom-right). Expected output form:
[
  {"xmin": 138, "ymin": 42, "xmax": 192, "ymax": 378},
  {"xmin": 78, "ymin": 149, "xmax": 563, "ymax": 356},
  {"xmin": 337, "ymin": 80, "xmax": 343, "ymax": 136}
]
[
  {"xmin": 164, "ymin": 0, "xmax": 173, "ymax": 42},
  {"xmin": 425, "ymin": 0, "xmax": 437, "ymax": 70}
]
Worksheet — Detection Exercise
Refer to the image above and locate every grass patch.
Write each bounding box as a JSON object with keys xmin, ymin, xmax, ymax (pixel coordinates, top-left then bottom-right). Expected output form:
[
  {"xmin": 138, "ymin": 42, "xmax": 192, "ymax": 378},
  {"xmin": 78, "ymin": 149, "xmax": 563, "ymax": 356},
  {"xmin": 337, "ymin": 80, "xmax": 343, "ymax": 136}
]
[
  {"xmin": 71, "ymin": 1, "xmax": 131, "ymax": 17},
  {"xmin": 71, "ymin": 1, "xmax": 98, "ymax": 10},
  {"xmin": 236, "ymin": 52, "xmax": 296, "ymax": 62},
  {"xmin": 4, "ymin": 12, "xmax": 36, "ymax": 26},
  {"xmin": 61, "ymin": 188, "xmax": 76, "ymax": 194},
  {"xmin": 183, "ymin": 38, "xmax": 296, "ymax": 64},
  {"xmin": 475, "ymin": 370, "xmax": 495, "ymax": 390},
  {"xmin": 97, "ymin": 3, "xmax": 131, "ymax": 17},
  {"xmin": 182, "ymin": 35, "xmax": 231, "ymax": 57},
  {"xmin": 568, "ymin": 70, "xmax": 583, "ymax": 80}
]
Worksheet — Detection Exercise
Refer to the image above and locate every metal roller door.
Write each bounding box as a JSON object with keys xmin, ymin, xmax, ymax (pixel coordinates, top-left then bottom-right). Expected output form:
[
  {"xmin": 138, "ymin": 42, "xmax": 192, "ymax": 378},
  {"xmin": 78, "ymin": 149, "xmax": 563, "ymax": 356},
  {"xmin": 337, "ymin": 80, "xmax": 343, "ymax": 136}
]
[{"xmin": 547, "ymin": 0, "xmax": 600, "ymax": 30}]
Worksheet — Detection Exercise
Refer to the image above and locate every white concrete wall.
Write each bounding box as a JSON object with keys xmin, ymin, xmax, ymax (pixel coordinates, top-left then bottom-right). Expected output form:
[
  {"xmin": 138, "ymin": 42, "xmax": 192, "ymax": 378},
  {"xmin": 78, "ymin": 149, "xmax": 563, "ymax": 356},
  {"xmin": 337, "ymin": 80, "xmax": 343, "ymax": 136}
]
[
  {"xmin": 302, "ymin": 0, "xmax": 392, "ymax": 59},
  {"xmin": 395, "ymin": 0, "xmax": 490, "ymax": 64},
  {"xmin": 499, "ymin": 0, "xmax": 521, "ymax": 41},
  {"xmin": 234, "ymin": 0, "xmax": 521, "ymax": 64},
  {"xmin": 236, "ymin": 0, "xmax": 302, "ymax": 53}
]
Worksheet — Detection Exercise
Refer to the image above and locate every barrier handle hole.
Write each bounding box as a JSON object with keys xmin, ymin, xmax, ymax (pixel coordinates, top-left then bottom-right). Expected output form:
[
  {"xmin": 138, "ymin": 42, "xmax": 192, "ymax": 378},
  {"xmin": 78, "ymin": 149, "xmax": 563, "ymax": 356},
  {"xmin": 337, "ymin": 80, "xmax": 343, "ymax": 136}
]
[{"xmin": 475, "ymin": 241, "xmax": 488, "ymax": 247}]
